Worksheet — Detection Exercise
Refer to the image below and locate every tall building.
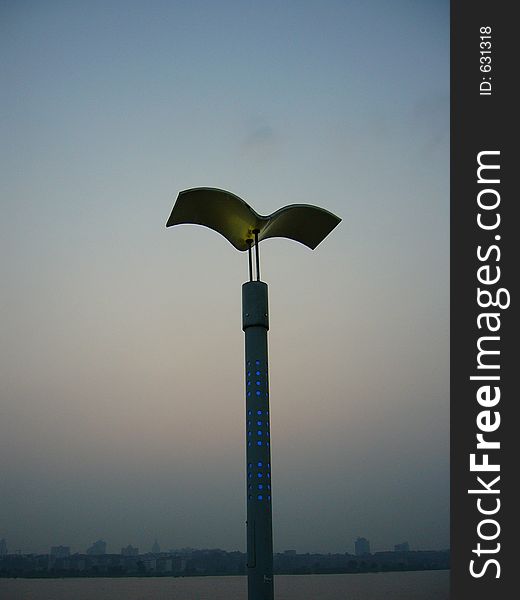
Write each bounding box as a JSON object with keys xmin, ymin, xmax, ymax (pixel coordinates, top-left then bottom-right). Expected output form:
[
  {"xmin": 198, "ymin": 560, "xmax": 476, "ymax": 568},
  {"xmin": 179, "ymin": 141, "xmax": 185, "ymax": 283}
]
[
  {"xmin": 394, "ymin": 542, "xmax": 410, "ymax": 552},
  {"xmin": 355, "ymin": 537, "xmax": 370, "ymax": 556},
  {"xmin": 0, "ymin": 539, "xmax": 7, "ymax": 556},
  {"xmin": 86, "ymin": 540, "xmax": 107, "ymax": 555},
  {"xmin": 121, "ymin": 544, "xmax": 139, "ymax": 556},
  {"xmin": 151, "ymin": 539, "xmax": 161, "ymax": 554},
  {"xmin": 50, "ymin": 546, "xmax": 70, "ymax": 558}
]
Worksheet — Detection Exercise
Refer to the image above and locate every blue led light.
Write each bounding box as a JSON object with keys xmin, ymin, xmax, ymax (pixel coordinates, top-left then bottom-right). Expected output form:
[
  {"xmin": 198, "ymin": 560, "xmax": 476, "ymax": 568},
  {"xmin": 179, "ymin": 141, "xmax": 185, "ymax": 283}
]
[
  {"xmin": 256, "ymin": 370, "xmax": 261, "ymax": 376},
  {"xmin": 247, "ymin": 410, "xmax": 252, "ymax": 416},
  {"xmin": 267, "ymin": 495, "xmax": 271, "ymax": 500},
  {"xmin": 256, "ymin": 391, "xmax": 261, "ymax": 396},
  {"xmin": 257, "ymin": 431, "xmax": 262, "ymax": 436},
  {"xmin": 247, "ymin": 420, "xmax": 251, "ymax": 426},
  {"xmin": 248, "ymin": 441, "xmax": 252, "ymax": 447},
  {"xmin": 267, "ymin": 484, "xmax": 271, "ymax": 490},
  {"xmin": 258, "ymin": 484, "xmax": 263, "ymax": 490},
  {"xmin": 255, "ymin": 360, "xmax": 260, "ymax": 366},
  {"xmin": 267, "ymin": 463, "xmax": 270, "ymax": 468},
  {"xmin": 247, "ymin": 391, "xmax": 251, "ymax": 397},
  {"xmin": 257, "ymin": 441, "xmax": 262, "ymax": 446},
  {"xmin": 257, "ymin": 410, "xmax": 262, "ymax": 415},
  {"xmin": 266, "ymin": 432, "xmax": 270, "ymax": 437},
  {"xmin": 256, "ymin": 381, "xmax": 261, "ymax": 386},
  {"xmin": 266, "ymin": 442, "xmax": 270, "ymax": 447},
  {"xmin": 248, "ymin": 463, "xmax": 252, "ymax": 468},
  {"xmin": 257, "ymin": 421, "xmax": 262, "ymax": 426},
  {"xmin": 257, "ymin": 462, "xmax": 263, "ymax": 467},
  {"xmin": 267, "ymin": 473, "xmax": 270, "ymax": 478},
  {"xmin": 247, "ymin": 371, "xmax": 251, "ymax": 377},
  {"xmin": 247, "ymin": 381, "xmax": 251, "ymax": 386},
  {"xmin": 248, "ymin": 431, "xmax": 252, "ymax": 437},
  {"xmin": 257, "ymin": 495, "xmax": 263, "ymax": 500},
  {"xmin": 248, "ymin": 473, "xmax": 252, "ymax": 479},
  {"xmin": 257, "ymin": 473, "xmax": 263, "ymax": 478}
]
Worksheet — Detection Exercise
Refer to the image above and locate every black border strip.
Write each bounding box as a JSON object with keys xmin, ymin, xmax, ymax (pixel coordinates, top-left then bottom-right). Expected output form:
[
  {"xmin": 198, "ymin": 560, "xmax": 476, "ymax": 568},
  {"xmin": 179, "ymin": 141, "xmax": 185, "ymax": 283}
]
[{"xmin": 451, "ymin": 1, "xmax": 516, "ymax": 597}]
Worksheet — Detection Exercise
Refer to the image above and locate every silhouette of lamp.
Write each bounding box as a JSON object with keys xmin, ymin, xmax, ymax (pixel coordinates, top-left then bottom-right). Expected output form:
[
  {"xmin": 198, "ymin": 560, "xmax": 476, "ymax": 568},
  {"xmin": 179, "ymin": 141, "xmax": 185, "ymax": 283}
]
[{"xmin": 166, "ymin": 187, "xmax": 340, "ymax": 600}]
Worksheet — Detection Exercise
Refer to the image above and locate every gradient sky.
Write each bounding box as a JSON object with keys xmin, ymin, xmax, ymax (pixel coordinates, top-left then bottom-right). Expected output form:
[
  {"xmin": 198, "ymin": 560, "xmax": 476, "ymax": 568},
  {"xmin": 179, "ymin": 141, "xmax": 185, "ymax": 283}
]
[{"xmin": 1, "ymin": 0, "xmax": 449, "ymax": 555}]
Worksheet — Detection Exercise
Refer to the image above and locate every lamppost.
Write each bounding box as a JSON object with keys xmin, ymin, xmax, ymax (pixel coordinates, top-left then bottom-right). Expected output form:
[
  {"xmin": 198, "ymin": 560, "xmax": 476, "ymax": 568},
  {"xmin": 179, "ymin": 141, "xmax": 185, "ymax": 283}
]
[{"xmin": 166, "ymin": 188, "xmax": 340, "ymax": 600}]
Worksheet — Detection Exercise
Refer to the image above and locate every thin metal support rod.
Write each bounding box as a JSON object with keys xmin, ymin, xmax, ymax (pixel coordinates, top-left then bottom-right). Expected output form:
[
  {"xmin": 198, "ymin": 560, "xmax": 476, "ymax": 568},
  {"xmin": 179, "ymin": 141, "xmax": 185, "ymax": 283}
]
[
  {"xmin": 247, "ymin": 240, "xmax": 253, "ymax": 282},
  {"xmin": 254, "ymin": 230, "xmax": 260, "ymax": 281}
]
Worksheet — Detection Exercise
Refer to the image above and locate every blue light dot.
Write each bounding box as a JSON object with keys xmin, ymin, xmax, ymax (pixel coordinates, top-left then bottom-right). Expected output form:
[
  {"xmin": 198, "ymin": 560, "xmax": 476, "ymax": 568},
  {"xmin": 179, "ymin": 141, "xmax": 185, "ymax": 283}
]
[
  {"xmin": 267, "ymin": 484, "xmax": 271, "ymax": 490},
  {"xmin": 257, "ymin": 410, "xmax": 262, "ymax": 415},
  {"xmin": 248, "ymin": 463, "xmax": 252, "ymax": 468},
  {"xmin": 267, "ymin": 473, "xmax": 270, "ymax": 478},
  {"xmin": 256, "ymin": 391, "xmax": 261, "ymax": 396},
  {"xmin": 257, "ymin": 441, "xmax": 262, "ymax": 446},
  {"xmin": 255, "ymin": 360, "xmax": 260, "ymax": 365},
  {"xmin": 248, "ymin": 484, "xmax": 252, "ymax": 490},
  {"xmin": 247, "ymin": 410, "xmax": 252, "ymax": 416},
  {"xmin": 257, "ymin": 462, "xmax": 263, "ymax": 467},
  {"xmin": 248, "ymin": 473, "xmax": 252, "ymax": 478},
  {"xmin": 247, "ymin": 420, "xmax": 251, "ymax": 426},
  {"xmin": 248, "ymin": 432, "xmax": 252, "ymax": 437},
  {"xmin": 256, "ymin": 381, "xmax": 261, "ymax": 386},
  {"xmin": 258, "ymin": 484, "xmax": 263, "ymax": 490},
  {"xmin": 257, "ymin": 473, "xmax": 263, "ymax": 478},
  {"xmin": 247, "ymin": 381, "xmax": 251, "ymax": 386},
  {"xmin": 267, "ymin": 463, "xmax": 270, "ymax": 468},
  {"xmin": 247, "ymin": 371, "xmax": 251, "ymax": 377},
  {"xmin": 257, "ymin": 421, "xmax": 262, "ymax": 426},
  {"xmin": 256, "ymin": 371, "xmax": 261, "ymax": 376},
  {"xmin": 247, "ymin": 391, "xmax": 251, "ymax": 397},
  {"xmin": 267, "ymin": 495, "xmax": 271, "ymax": 500},
  {"xmin": 266, "ymin": 442, "xmax": 270, "ymax": 447},
  {"xmin": 248, "ymin": 442, "xmax": 252, "ymax": 447},
  {"xmin": 257, "ymin": 495, "xmax": 263, "ymax": 500},
  {"xmin": 257, "ymin": 431, "xmax": 262, "ymax": 436},
  {"xmin": 266, "ymin": 432, "xmax": 269, "ymax": 437}
]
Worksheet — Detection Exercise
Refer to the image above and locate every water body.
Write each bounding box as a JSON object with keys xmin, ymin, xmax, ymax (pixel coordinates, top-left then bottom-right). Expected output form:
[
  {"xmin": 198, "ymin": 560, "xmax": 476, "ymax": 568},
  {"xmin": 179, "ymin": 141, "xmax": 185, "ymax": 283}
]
[{"xmin": 0, "ymin": 570, "xmax": 449, "ymax": 600}]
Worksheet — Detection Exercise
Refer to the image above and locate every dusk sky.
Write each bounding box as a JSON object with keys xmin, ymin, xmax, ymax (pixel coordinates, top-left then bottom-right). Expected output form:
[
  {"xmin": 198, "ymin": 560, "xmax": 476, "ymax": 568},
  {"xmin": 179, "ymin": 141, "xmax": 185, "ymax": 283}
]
[{"xmin": 1, "ymin": 0, "xmax": 449, "ymax": 555}]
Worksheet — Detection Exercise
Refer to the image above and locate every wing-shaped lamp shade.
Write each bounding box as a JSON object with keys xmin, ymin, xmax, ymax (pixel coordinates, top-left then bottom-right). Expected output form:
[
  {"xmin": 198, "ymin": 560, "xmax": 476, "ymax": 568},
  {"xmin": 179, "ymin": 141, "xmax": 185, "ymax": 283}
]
[{"xmin": 166, "ymin": 187, "xmax": 341, "ymax": 251}]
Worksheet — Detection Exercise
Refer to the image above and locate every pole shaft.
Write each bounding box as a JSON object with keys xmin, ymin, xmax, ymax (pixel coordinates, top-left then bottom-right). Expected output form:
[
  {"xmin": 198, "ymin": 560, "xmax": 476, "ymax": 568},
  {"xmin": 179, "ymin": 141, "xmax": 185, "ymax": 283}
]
[{"xmin": 242, "ymin": 281, "xmax": 273, "ymax": 600}]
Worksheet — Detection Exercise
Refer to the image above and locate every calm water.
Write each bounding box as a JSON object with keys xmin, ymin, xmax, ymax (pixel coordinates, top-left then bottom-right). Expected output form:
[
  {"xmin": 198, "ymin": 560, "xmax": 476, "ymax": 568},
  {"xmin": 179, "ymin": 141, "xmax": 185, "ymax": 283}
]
[{"xmin": 0, "ymin": 571, "xmax": 449, "ymax": 600}]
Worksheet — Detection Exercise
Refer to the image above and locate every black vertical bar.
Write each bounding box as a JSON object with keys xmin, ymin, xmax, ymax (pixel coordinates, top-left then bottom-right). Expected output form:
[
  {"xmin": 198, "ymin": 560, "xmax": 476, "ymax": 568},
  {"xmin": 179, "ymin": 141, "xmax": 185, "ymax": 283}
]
[{"xmin": 451, "ymin": 2, "xmax": 515, "ymax": 598}]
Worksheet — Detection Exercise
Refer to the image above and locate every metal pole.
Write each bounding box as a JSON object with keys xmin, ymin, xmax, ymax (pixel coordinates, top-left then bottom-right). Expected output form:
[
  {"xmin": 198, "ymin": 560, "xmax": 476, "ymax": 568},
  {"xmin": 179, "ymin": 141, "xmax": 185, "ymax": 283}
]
[
  {"xmin": 254, "ymin": 230, "xmax": 260, "ymax": 281},
  {"xmin": 242, "ymin": 280, "xmax": 273, "ymax": 600},
  {"xmin": 247, "ymin": 239, "xmax": 254, "ymax": 282}
]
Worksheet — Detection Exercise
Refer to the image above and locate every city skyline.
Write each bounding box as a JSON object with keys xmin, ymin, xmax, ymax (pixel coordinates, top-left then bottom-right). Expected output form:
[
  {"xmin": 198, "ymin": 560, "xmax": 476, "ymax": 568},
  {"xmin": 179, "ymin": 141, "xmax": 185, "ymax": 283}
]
[
  {"xmin": 0, "ymin": 535, "xmax": 437, "ymax": 557},
  {"xmin": 1, "ymin": 0, "xmax": 449, "ymax": 556}
]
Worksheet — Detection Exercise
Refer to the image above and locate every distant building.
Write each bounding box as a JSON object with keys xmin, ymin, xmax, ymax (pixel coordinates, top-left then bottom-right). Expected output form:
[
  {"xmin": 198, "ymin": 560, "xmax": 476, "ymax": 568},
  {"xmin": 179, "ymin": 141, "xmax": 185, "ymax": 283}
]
[
  {"xmin": 50, "ymin": 546, "xmax": 70, "ymax": 558},
  {"xmin": 151, "ymin": 539, "xmax": 161, "ymax": 554},
  {"xmin": 142, "ymin": 557, "xmax": 156, "ymax": 572},
  {"xmin": 394, "ymin": 542, "xmax": 410, "ymax": 552},
  {"xmin": 86, "ymin": 540, "xmax": 107, "ymax": 555},
  {"xmin": 355, "ymin": 537, "xmax": 370, "ymax": 556},
  {"xmin": 0, "ymin": 539, "xmax": 7, "ymax": 556},
  {"xmin": 121, "ymin": 544, "xmax": 139, "ymax": 556}
]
